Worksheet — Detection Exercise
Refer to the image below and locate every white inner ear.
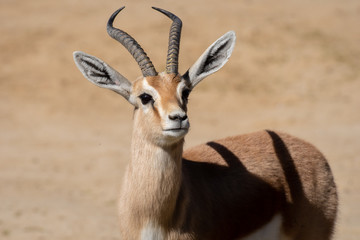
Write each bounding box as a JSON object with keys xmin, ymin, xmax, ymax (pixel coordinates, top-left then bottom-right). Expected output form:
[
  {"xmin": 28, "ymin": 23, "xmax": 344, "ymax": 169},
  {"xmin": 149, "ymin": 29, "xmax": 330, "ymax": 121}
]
[
  {"xmin": 79, "ymin": 55, "xmax": 114, "ymax": 85},
  {"xmin": 73, "ymin": 51, "xmax": 135, "ymax": 105},
  {"xmin": 74, "ymin": 51, "xmax": 125, "ymax": 87},
  {"xmin": 186, "ymin": 31, "xmax": 236, "ymax": 88}
]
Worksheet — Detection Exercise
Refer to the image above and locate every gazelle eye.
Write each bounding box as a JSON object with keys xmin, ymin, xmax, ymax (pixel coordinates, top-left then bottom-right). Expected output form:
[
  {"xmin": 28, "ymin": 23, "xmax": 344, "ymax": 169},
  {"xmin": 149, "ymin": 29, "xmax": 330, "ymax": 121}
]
[
  {"xmin": 182, "ymin": 89, "xmax": 190, "ymax": 102},
  {"xmin": 139, "ymin": 93, "xmax": 154, "ymax": 105}
]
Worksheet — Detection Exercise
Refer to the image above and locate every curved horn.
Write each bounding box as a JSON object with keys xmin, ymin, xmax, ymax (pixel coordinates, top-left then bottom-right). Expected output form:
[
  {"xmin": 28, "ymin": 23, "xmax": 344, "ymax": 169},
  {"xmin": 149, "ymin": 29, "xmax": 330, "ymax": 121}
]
[
  {"xmin": 152, "ymin": 7, "xmax": 182, "ymax": 74},
  {"xmin": 107, "ymin": 7, "xmax": 157, "ymax": 77}
]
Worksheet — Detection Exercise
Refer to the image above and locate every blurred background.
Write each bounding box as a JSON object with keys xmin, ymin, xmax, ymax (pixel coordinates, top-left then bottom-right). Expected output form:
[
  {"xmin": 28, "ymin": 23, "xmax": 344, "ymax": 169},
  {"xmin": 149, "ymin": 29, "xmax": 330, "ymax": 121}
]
[{"xmin": 0, "ymin": 0, "xmax": 359, "ymax": 239}]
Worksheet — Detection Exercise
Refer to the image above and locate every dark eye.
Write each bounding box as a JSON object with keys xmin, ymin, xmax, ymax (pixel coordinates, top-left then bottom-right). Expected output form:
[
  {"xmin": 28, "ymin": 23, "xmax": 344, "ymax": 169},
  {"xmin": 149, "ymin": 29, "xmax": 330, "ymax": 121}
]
[
  {"xmin": 182, "ymin": 89, "xmax": 190, "ymax": 102},
  {"xmin": 139, "ymin": 93, "xmax": 154, "ymax": 105}
]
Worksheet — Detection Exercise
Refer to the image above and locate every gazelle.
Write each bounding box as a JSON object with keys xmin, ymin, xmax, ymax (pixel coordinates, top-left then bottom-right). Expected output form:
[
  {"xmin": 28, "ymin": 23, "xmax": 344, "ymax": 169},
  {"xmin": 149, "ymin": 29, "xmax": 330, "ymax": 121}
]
[{"xmin": 73, "ymin": 7, "xmax": 338, "ymax": 240}]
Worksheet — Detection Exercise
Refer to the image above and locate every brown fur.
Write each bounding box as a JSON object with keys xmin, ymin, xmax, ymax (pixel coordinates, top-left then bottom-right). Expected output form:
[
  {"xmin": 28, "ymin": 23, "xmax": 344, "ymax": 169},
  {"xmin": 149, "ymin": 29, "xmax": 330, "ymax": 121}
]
[
  {"xmin": 118, "ymin": 74, "xmax": 338, "ymax": 240},
  {"xmin": 178, "ymin": 130, "xmax": 338, "ymax": 239},
  {"xmin": 73, "ymin": 17, "xmax": 337, "ymax": 239}
]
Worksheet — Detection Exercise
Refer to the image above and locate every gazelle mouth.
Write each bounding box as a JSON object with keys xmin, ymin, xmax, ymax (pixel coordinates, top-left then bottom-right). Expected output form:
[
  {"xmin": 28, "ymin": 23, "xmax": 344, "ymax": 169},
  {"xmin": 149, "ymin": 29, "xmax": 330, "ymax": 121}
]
[{"xmin": 163, "ymin": 128, "xmax": 188, "ymax": 132}]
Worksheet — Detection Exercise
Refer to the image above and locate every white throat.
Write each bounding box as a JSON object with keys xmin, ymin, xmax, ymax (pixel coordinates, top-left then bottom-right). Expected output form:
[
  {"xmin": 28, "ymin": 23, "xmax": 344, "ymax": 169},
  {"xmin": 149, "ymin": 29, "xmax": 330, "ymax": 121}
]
[{"xmin": 120, "ymin": 125, "xmax": 184, "ymax": 230}]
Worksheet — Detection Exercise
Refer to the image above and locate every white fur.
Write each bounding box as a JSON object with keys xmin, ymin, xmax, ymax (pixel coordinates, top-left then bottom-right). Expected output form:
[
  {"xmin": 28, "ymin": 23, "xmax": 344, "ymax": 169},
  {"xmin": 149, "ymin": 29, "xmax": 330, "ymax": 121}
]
[
  {"xmin": 187, "ymin": 31, "xmax": 236, "ymax": 88},
  {"xmin": 142, "ymin": 78, "xmax": 160, "ymax": 101},
  {"xmin": 240, "ymin": 214, "xmax": 289, "ymax": 240},
  {"xmin": 142, "ymin": 78, "xmax": 161, "ymax": 114},
  {"xmin": 140, "ymin": 221, "xmax": 165, "ymax": 240},
  {"xmin": 176, "ymin": 81, "xmax": 187, "ymax": 105}
]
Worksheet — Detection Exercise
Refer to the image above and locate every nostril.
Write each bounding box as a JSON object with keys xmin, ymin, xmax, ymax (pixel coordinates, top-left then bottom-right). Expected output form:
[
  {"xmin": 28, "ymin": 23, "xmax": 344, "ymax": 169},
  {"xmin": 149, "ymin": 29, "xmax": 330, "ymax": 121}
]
[
  {"xmin": 168, "ymin": 115, "xmax": 177, "ymax": 121},
  {"xmin": 169, "ymin": 113, "xmax": 187, "ymax": 121},
  {"xmin": 169, "ymin": 114, "xmax": 180, "ymax": 121},
  {"xmin": 181, "ymin": 114, "xmax": 188, "ymax": 121}
]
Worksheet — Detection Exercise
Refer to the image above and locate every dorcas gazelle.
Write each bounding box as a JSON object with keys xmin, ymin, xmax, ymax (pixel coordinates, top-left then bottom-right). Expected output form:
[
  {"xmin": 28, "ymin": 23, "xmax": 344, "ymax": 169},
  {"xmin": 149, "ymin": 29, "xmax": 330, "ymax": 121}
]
[{"xmin": 73, "ymin": 6, "xmax": 338, "ymax": 240}]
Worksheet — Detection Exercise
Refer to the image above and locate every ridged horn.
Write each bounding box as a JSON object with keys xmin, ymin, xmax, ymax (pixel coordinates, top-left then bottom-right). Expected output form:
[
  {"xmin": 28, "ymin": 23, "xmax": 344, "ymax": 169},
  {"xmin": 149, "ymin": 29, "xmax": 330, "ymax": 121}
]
[
  {"xmin": 107, "ymin": 7, "xmax": 157, "ymax": 77},
  {"xmin": 152, "ymin": 7, "xmax": 182, "ymax": 74}
]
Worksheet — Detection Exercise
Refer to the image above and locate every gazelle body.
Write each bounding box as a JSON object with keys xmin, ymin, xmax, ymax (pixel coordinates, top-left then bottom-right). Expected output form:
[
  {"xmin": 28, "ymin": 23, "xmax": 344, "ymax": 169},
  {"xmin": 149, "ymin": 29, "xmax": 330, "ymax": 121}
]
[{"xmin": 74, "ymin": 7, "xmax": 338, "ymax": 240}]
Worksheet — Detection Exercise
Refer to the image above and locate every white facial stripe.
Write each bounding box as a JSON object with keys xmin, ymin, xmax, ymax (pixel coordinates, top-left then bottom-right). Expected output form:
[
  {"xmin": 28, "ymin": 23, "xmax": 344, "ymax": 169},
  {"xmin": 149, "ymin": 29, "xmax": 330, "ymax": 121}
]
[
  {"xmin": 142, "ymin": 78, "xmax": 160, "ymax": 101},
  {"xmin": 142, "ymin": 78, "xmax": 167, "ymax": 117},
  {"xmin": 176, "ymin": 81, "xmax": 187, "ymax": 105}
]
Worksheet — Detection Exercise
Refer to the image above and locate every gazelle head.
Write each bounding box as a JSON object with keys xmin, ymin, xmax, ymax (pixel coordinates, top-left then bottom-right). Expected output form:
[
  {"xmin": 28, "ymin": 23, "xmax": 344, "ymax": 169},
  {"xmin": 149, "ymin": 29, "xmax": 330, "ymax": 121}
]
[{"xmin": 73, "ymin": 7, "xmax": 235, "ymax": 147}]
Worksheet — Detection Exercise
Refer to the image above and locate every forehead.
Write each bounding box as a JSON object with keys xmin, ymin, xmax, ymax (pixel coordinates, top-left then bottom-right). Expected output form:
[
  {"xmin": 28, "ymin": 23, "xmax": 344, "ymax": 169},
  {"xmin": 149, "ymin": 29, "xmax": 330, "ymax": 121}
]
[{"xmin": 133, "ymin": 73, "xmax": 183, "ymax": 95}]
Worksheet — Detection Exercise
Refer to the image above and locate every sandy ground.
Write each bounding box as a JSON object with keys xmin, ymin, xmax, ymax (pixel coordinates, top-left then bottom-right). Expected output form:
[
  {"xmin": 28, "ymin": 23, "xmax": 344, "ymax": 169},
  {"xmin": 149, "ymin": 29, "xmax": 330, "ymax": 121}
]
[{"xmin": 1, "ymin": 0, "xmax": 359, "ymax": 239}]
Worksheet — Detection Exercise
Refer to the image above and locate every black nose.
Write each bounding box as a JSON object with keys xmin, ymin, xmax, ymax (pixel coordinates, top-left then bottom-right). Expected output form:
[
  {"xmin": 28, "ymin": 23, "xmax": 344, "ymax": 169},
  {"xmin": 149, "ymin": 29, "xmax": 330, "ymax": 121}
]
[{"xmin": 169, "ymin": 113, "xmax": 188, "ymax": 121}]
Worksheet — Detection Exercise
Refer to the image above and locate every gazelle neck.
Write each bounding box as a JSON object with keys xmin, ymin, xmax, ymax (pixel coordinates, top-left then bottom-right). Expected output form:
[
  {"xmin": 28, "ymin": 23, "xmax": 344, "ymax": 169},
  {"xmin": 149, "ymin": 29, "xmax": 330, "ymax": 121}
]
[{"xmin": 121, "ymin": 122, "xmax": 184, "ymax": 228}]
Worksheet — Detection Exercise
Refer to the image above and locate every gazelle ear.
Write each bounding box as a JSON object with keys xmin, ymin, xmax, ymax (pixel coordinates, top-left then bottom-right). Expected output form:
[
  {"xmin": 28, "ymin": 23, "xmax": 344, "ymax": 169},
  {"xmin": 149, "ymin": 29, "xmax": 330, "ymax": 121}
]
[
  {"xmin": 183, "ymin": 31, "xmax": 236, "ymax": 89},
  {"xmin": 73, "ymin": 51, "xmax": 135, "ymax": 105}
]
